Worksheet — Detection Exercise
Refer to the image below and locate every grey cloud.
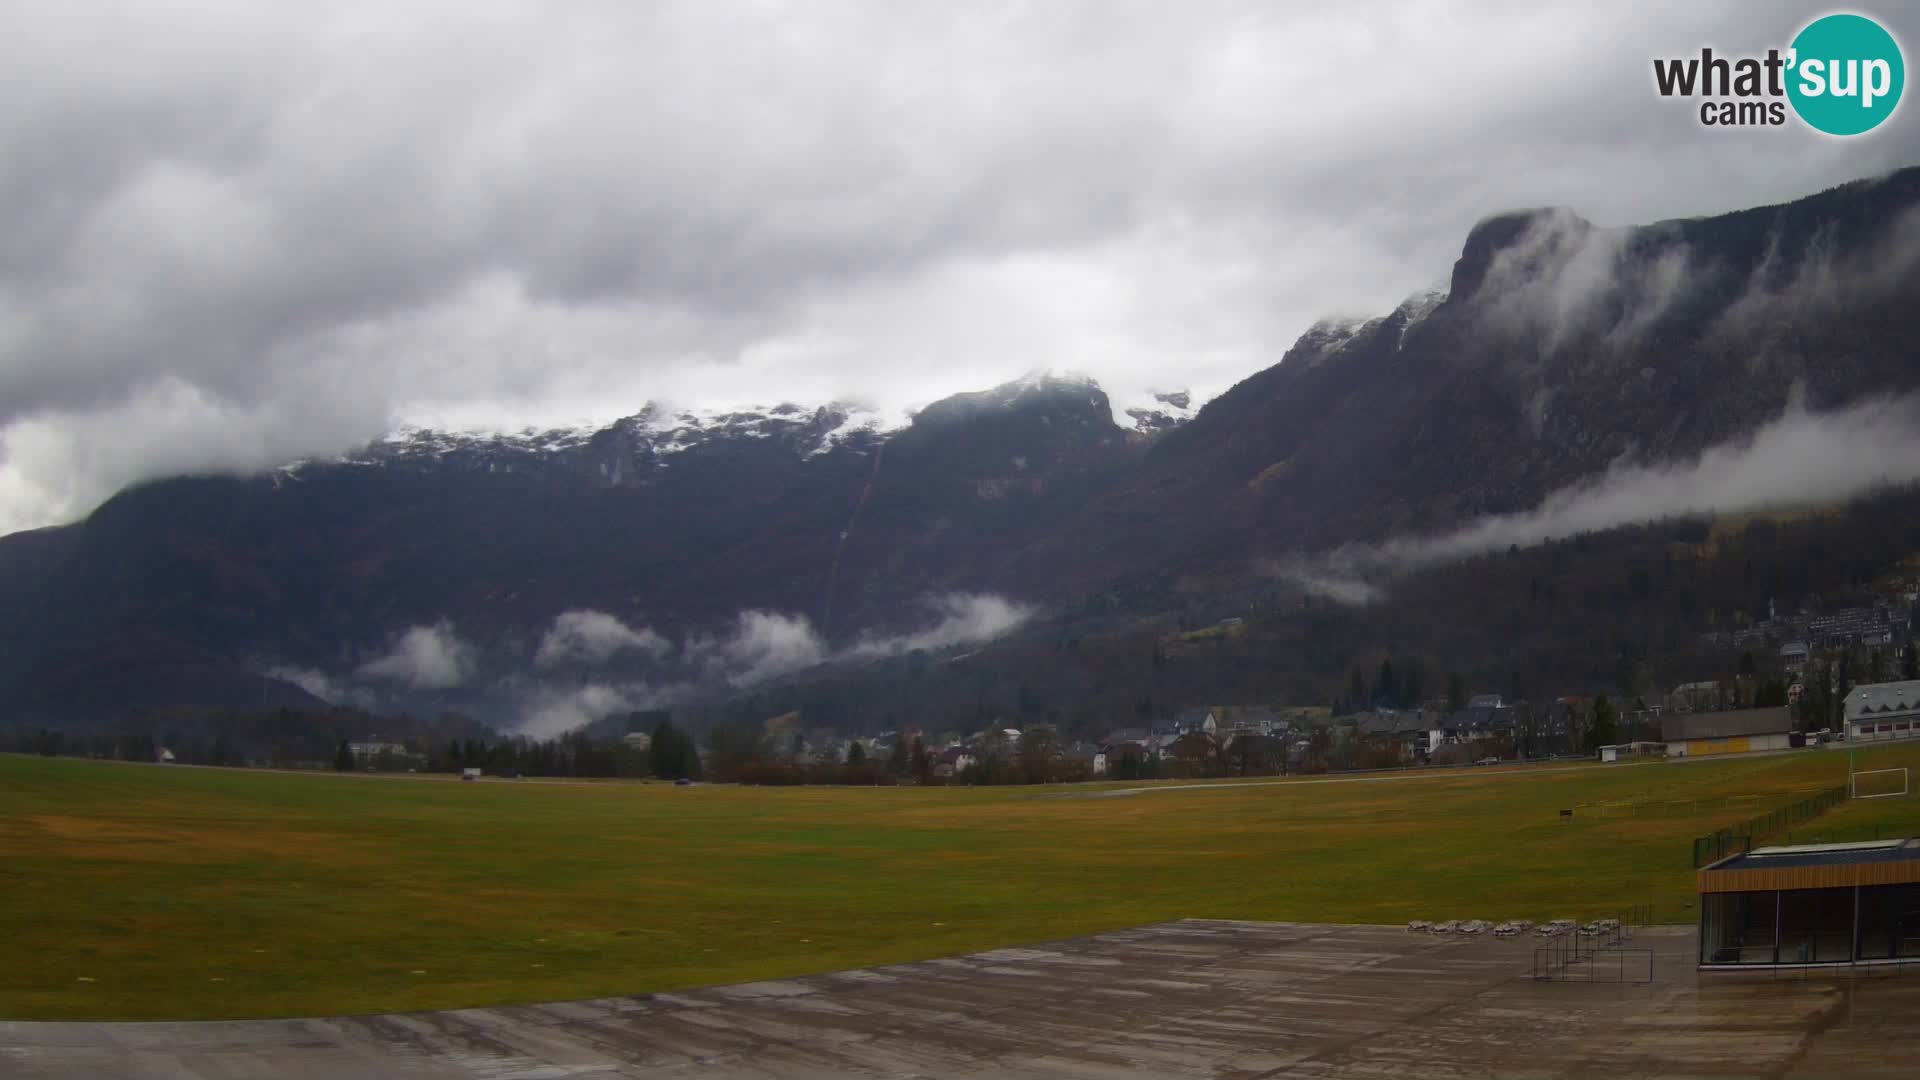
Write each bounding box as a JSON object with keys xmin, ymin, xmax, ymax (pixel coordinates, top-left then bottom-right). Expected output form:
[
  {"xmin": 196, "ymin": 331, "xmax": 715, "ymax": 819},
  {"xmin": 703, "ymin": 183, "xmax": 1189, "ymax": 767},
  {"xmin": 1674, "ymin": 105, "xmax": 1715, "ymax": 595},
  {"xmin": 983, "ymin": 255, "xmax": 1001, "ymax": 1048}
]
[
  {"xmin": 519, "ymin": 593, "xmax": 1037, "ymax": 733},
  {"xmin": 264, "ymin": 663, "xmax": 377, "ymax": 709},
  {"xmin": 1268, "ymin": 392, "xmax": 1920, "ymax": 604},
  {"xmin": 688, "ymin": 611, "xmax": 832, "ymax": 688},
  {"xmin": 1471, "ymin": 212, "xmax": 1705, "ymax": 355},
  {"xmin": 1268, "ymin": 564, "xmax": 1385, "ymax": 608},
  {"xmin": 847, "ymin": 593, "xmax": 1036, "ymax": 658},
  {"xmin": 1717, "ymin": 200, "xmax": 1920, "ymax": 336},
  {"xmin": 516, "ymin": 681, "xmax": 689, "ymax": 740},
  {"xmin": 286, "ymin": 591, "xmax": 1036, "ymax": 735},
  {"xmin": 534, "ymin": 610, "xmax": 673, "ymax": 669},
  {"xmin": 357, "ymin": 620, "xmax": 477, "ymax": 690},
  {"xmin": 610, "ymin": 592, "xmax": 1037, "ymax": 699},
  {"xmin": 3, "ymin": 2, "xmax": 1918, "ymax": 534},
  {"xmin": 0, "ymin": 375, "xmax": 388, "ymax": 529},
  {"xmin": 255, "ymin": 582, "xmax": 1039, "ymax": 739}
]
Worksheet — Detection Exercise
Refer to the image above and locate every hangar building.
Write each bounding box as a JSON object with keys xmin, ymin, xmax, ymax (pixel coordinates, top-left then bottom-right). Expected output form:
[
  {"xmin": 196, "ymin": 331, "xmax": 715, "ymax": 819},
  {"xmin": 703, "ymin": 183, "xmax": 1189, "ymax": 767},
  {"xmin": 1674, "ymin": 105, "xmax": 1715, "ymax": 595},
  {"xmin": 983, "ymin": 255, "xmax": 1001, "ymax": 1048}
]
[{"xmin": 1661, "ymin": 706, "xmax": 1792, "ymax": 757}]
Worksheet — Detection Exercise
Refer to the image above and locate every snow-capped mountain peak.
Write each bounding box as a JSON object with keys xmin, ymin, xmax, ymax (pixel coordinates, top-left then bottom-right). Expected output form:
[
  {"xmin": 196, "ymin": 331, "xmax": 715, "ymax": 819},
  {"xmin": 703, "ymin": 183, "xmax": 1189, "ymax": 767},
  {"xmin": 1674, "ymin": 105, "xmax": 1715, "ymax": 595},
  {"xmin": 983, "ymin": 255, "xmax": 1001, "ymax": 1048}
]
[
  {"xmin": 332, "ymin": 399, "xmax": 914, "ymax": 484},
  {"xmin": 1116, "ymin": 388, "xmax": 1197, "ymax": 433}
]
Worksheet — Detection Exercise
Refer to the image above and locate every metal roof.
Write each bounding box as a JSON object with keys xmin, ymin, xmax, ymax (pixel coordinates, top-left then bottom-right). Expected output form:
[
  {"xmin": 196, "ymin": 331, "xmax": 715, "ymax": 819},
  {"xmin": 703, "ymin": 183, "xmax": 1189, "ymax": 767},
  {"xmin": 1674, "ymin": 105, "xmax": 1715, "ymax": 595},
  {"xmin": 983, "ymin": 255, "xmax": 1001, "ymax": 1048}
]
[
  {"xmin": 1660, "ymin": 706, "xmax": 1791, "ymax": 742},
  {"xmin": 1698, "ymin": 838, "xmax": 1920, "ymax": 893},
  {"xmin": 1844, "ymin": 680, "xmax": 1920, "ymax": 723},
  {"xmin": 1710, "ymin": 839, "xmax": 1920, "ymax": 871}
]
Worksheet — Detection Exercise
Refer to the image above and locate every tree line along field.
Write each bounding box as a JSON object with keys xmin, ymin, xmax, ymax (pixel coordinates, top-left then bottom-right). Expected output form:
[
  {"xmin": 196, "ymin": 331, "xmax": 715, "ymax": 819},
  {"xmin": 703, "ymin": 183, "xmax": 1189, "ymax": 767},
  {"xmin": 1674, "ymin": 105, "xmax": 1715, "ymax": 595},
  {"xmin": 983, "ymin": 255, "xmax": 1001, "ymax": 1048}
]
[{"xmin": 4, "ymin": 745, "xmax": 1920, "ymax": 1022}]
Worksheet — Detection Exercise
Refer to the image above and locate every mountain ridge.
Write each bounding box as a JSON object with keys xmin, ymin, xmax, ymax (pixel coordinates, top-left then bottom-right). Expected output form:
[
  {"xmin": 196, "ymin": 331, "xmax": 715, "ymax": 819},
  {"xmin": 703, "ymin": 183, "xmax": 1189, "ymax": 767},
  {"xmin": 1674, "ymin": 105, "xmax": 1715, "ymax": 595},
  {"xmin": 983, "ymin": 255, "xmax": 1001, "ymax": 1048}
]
[{"xmin": 5, "ymin": 166, "xmax": 1920, "ymax": 730}]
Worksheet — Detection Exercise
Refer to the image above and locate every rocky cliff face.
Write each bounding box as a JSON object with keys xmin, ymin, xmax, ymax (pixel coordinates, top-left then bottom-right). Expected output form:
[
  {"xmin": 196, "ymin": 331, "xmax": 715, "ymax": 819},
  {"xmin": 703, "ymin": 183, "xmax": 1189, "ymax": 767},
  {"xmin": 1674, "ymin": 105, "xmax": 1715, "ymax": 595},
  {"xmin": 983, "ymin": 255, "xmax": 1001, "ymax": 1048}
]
[{"xmin": 1131, "ymin": 167, "xmax": 1920, "ymax": 551}]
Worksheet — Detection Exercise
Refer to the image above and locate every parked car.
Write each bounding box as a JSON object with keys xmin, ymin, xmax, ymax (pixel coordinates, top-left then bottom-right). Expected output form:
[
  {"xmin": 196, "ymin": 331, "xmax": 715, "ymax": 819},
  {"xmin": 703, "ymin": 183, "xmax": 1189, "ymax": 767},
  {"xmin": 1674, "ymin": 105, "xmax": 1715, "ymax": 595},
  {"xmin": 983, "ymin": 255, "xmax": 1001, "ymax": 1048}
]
[
  {"xmin": 674, "ymin": 777, "xmax": 693, "ymax": 786},
  {"xmin": 1474, "ymin": 757, "xmax": 1500, "ymax": 766}
]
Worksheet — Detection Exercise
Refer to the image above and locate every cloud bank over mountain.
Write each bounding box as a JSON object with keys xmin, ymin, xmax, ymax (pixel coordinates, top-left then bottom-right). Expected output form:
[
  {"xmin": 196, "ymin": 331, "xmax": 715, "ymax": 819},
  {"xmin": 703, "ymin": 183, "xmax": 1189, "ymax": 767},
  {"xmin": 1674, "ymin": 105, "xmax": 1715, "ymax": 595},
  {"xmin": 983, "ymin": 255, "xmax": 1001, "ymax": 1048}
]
[
  {"xmin": 1268, "ymin": 393, "xmax": 1920, "ymax": 604},
  {"xmin": 2, "ymin": 1, "xmax": 1914, "ymax": 535}
]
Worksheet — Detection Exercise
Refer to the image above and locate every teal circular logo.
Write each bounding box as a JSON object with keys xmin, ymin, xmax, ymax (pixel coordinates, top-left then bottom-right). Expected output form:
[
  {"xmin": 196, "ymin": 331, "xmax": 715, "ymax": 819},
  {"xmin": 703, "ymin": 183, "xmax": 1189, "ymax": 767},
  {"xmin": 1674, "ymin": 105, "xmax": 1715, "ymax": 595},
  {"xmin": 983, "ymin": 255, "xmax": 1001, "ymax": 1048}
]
[{"xmin": 1787, "ymin": 14, "xmax": 1904, "ymax": 135}]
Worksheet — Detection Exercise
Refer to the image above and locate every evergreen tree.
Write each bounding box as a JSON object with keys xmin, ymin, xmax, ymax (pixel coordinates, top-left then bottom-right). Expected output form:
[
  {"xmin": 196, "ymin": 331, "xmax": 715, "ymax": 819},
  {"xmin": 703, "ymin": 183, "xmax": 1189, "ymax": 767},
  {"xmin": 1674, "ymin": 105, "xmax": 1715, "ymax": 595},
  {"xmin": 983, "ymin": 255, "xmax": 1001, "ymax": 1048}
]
[
  {"xmin": 1373, "ymin": 659, "xmax": 1396, "ymax": 708},
  {"xmin": 1836, "ymin": 651, "xmax": 1856, "ymax": 728},
  {"xmin": 652, "ymin": 720, "xmax": 700, "ymax": 780},
  {"xmin": 910, "ymin": 736, "xmax": 930, "ymax": 782},
  {"xmin": 1904, "ymin": 645, "xmax": 1920, "ymax": 681},
  {"xmin": 887, "ymin": 736, "xmax": 910, "ymax": 776},
  {"xmin": 1446, "ymin": 672, "xmax": 1467, "ymax": 713},
  {"xmin": 1587, "ymin": 695, "xmax": 1618, "ymax": 752},
  {"xmin": 846, "ymin": 740, "xmax": 867, "ymax": 766},
  {"xmin": 1399, "ymin": 658, "xmax": 1426, "ymax": 710},
  {"xmin": 1798, "ymin": 660, "xmax": 1829, "ymax": 731},
  {"xmin": 333, "ymin": 739, "xmax": 354, "ymax": 772}
]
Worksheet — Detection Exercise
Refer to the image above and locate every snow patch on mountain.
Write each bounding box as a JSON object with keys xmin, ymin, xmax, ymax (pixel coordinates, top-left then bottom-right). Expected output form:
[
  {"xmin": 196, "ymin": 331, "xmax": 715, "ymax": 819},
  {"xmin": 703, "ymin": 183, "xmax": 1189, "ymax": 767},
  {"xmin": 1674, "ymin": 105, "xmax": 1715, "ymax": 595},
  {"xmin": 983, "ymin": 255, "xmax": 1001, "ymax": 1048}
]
[
  {"xmin": 359, "ymin": 421, "xmax": 600, "ymax": 459},
  {"xmin": 1272, "ymin": 314, "xmax": 1373, "ymax": 373},
  {"xmin": 310, "ymin": 369, "xmax": 1184, "ymax": 477},
  {"xmin": 807, "ymin": 403, "xmax": 908, "ymax": 458},
  {"xmin": 332, "ymin": 398, "xmax": 913, "ymax": 474},
  {"xmin": 1114, "ymin": 387, "xmax": 1199, "ymax": 432},
  {"xmin": 1280, "ymin": 289, "xmax": 1448, "ymax": 373},
  {"xmin": 1392, "ymin": 290, "xmax": 1447, "ymax": 350}
]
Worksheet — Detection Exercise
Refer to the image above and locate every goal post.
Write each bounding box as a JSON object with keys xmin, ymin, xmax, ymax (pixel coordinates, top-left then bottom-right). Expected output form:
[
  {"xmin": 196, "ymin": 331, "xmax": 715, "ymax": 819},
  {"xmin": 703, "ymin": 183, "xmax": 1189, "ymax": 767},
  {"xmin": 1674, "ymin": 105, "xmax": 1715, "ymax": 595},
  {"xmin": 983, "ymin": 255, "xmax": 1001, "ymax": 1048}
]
[{"xmin": 1851, "ymin": 767, "xmax": 1910, "ymax": 800}]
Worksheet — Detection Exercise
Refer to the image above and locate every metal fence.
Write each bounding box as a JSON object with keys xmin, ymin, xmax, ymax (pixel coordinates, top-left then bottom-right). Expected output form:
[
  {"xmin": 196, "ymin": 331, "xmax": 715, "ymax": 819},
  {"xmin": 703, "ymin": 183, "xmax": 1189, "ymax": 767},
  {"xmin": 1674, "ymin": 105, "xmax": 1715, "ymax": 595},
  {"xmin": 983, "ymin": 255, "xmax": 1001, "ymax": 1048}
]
[
  {"xmin": 1530, "ymin": 909, "xmax": 1652, "ymax": 982},
  {"xmin": 1533, "ymin": 945, "xmax": 1655, "ymax": 984},
  {"xmin": 1690, "ymin": 784, "xmax": 1849, "ymax": 868}
]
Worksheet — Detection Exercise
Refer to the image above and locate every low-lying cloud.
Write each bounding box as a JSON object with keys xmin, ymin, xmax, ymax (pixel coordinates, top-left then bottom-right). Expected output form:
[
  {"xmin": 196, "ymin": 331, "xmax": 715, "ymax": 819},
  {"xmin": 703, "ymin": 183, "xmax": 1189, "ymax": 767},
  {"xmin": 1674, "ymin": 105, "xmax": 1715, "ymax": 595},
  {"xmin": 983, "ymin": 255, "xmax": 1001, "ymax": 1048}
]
[
  {"xmin": 264, "ymin": 663, "xmax": 377, "ymax": 709},
  {"xmin": 268, "ymin": 592, "xmax": 1035, "ymax": 735},
  {"xmin": 516, "ymin": 681, "xmax": 691, "ymax": 740},
  {"xmin": 534, "ymin": 610, "xmax": 672, "ymax": 668},
  {"xmin": 356, "ymin": 619, "xmax": 477, "ymax": 689},
  {"xmin": 520, "ymin": 592, "xmax": 1035, "ymax": 730},
  {"xmin": 688, "ymin": 610, "xmax": 832, "ymax": 688},
  {"xmin": 1472, "ymin": 210, "xmax": 1702, "ymax": 357},
  {"xmin": 1717, "ymin": 201, "xmax": 1920, "ymax": 335},
  {"xmin": 1267, "ymin": 392, "xmax": 1920, "ymax": 604},
  {"xmin": 847, "ymin": 592, "xmax": 1035, "ymax": 657}
]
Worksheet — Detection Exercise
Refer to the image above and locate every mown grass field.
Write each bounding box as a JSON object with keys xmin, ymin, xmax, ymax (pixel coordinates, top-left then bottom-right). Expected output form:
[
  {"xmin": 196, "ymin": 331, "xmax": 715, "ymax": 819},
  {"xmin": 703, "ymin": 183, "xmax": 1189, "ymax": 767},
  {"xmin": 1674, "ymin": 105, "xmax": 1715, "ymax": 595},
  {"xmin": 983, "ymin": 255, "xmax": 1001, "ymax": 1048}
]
[{"xmin": 5, "ymin": 745, "xmax": 1920, "ymax": 1021}]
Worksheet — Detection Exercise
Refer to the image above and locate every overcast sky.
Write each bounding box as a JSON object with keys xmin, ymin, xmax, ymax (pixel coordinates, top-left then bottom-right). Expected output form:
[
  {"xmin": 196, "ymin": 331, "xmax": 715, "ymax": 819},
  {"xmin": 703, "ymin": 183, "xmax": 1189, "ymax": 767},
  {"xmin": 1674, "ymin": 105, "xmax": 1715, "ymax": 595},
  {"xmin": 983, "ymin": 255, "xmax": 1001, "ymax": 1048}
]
[{"xmin": 2, "ymin": 1, "xmax": 1916, "ymax": 535}]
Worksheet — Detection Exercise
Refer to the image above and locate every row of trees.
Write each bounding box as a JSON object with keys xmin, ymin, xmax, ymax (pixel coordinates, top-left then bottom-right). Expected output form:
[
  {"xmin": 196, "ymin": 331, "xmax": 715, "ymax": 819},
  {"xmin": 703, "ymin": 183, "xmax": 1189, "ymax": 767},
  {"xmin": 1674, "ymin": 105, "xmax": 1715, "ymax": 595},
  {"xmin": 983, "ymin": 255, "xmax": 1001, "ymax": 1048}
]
[
  {"xmin": 371, "ymin": 723, "xmax": 707, "ymax": 780},
  {"xmin": 710, "ymin": 730, "xmax": 938, "ymax": 785},
  {"xmin": 14, "ymin": 728, "xmax": 283, "ymax": 767},
  {"xmin": 327, "ymin": 730, "xmax": 665, "ymax": 779},
  {"xmin": 1334, "ymin": 658, "xmax": 1459, "ymax": 714},
  {"xmin": 16, "ymin": 716, "xmax": 689, "ymax": 781}
]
